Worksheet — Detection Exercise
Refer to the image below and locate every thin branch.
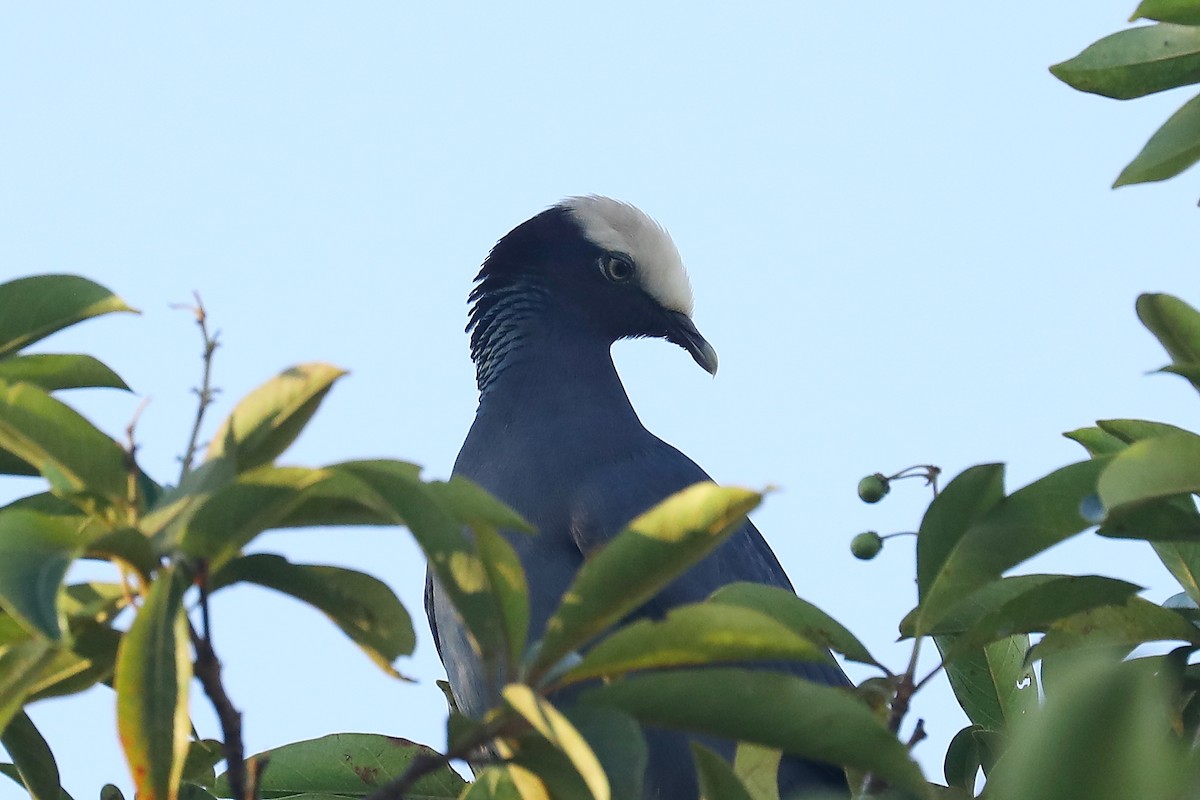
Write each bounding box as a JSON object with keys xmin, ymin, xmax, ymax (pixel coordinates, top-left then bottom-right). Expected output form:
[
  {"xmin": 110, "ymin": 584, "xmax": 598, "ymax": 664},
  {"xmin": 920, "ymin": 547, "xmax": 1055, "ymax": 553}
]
[
  {"xmin": 860, "ymin": 638, "xmax": 925, "ymax": 796},
  {"xmin": 176, "ymin": 292, "xmax": 220, "ymax": 483},
  {"xmin": 123, "ymin": 396, "xmax": 151, "ymax": 517},
  {"xmin": 188, "ymin": 560, "xmax": 253, "ymax": 800},
  {"xmin": 905, "ymin": 718, "xmax": 927, "ymax": 751}
]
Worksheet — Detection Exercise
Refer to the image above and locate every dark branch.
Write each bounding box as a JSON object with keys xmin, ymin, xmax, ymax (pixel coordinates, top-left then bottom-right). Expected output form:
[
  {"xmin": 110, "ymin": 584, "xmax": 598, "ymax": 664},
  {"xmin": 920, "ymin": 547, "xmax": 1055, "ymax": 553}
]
[{"xmin": 176, "ymin": 292, "xmax": 220, "ymax": 483}]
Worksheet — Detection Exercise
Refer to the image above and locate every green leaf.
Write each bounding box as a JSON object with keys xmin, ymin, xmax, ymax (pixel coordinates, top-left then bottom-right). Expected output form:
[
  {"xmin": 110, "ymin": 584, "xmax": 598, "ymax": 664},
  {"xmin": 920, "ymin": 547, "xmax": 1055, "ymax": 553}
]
[
  {"xmin": 0, "ymin": 354, "xmax": 129, "ymax": 393},
  {"xmin": 459, "ymin": 768, "xmax": 528, "ymax": 800},
  {"xmin": 1134, "ymin": 0, "xmax": 1200, "ymax": 28},
  {"xmin": 708, "ymin": 582, "xmax": 878, "ymax": 668},
  {"xmin": 529, "ymin": 483, "xmax": 762, "ymax": 681},
  {"xmin": 1050, "ymin": 23, "xmax": 1200, "ymax": 99},
  {"xmin": 1098, "ymin": 417, "xmax": 1196, "ymax": 443},
  {"xmin": 1063, "ymin": 426, "xmax": 1127, "ymax": 457},
  {"xmin": 472, "ymin": 526, "xmax": 530, "ymax": 675},
  {"xmin": 558, "ymin": 604, "xmax": 827, "ymax": 687},
  {"xmin": 269, "ymin": 465, "xmax": 400, "ymax": 529},
  {"xmin": 732, "ymin": 742, "xmax": 782, "ymax": 800},
  {"xmin": 26, "ymin": 622, "xmax": 122, "ymax": 702},
  {"xmin": 943, "ymin": 725, "xmax": 987, "ymax": 791},
  {"xmin": 115, "ymin": 569, "xmax": 191, "ymax": 800},
  {"xmin": 0, "ymin": 448, "xmax": 37, "ymax": 477},
  {"xmin": 908, "ymin": 575, "xmax": 1143, "ymax": 651},
  {"xmin": 1097, "ymin": 433, "xmax": 1200, "ymax": 511},
  {"xmin": 0, "ymin": 639, "xmax": 57, "ymax": 732},
  {"xmin": 985, "ymin": 657, "xmax": 1190, "ymax": 800},
  {"xmin": 692, "ymin": 743, "xmax": 755, "ymax": 800},
  {"xmin": 141, "ymin": 452, "xmax": 237, "ymax": 553},
  {"xmin": 0, "ymin": 711, "xmax": 64, "ymax": 800},
  {"xmin": 177, "ymin": 466, "xmax": 330, "ymax": 564},
  {"xmin": 1154, "ymin": 540, "xmax": 1200, "ymax": 603},
  {"xmin": 562, "ymin": 708, "xmax": 645, "ymax": 800},
  {"xmin": 915, "ymin": 459, "xmax": 1108, "ymax": 635},
  {"xmin": 0, "ymin": 381, "xmax": 130, "ymax": 503},
  {"xmin": 1137, "ymin": 293, "xmax": 1200, "ymax": 367},
  {"xmin": 915, "ymin": 464, "xmax": 1006, "ymax": 606},
  {"xmin": 341, "ymin": 460, "xmax": 515, "ymax": 673},
  {"xmin": 208, "ymin": 554, "xmax": 414, "ymax": 677},
  {"xmin": 581, "ymin": 668, "xmax": 927, "ymax": 797},
  {"xmin": 936, "ymin": 635, "xmax": 1038, "ymax": 731},
  {"xmin": 180, "ymin": 739, "xmax": 223, "ymax": 789},
  {"xmin": 424, "ymin": 477, "xmax": 535, "ymax": 535},
  {"xmin": 503, "ymin": 685, "xmax": 609, "ymax": 800},
  {"xmin": 0, "ymin": 510, "xmax": 91, "ymax": 640},
  {"xmin": 1029, "ymin": 596, "xmax": 1200, "ymax": 661},
  {"xmin": 205, "ymin": 363, "xmax": 346, "ymax": 473},
  {"xmin": 1115, "ymin": 90, "xmax": 1200, "ymax": 185},
  {"xmin": 217, "ymin": 733, "xmax": 466, "ymax": 799},
  {"xmin": 0, "ymin": 275, "xmax": 135, "ymax": 360}
]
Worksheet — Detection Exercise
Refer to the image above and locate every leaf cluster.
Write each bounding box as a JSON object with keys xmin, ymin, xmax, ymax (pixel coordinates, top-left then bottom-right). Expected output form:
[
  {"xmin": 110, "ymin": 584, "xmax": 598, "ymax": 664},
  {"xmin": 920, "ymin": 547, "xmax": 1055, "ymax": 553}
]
[{"xmin": 1051, "ymin": 0, "xmax": 1200, "ymax": 186}]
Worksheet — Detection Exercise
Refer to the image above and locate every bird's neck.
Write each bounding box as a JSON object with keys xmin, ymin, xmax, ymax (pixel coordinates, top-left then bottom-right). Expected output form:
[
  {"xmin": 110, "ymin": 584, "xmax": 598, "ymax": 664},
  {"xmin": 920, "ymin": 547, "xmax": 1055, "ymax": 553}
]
[{"xmin": 472, "ymin": 302, "xmax": 639, "ymax": 424}]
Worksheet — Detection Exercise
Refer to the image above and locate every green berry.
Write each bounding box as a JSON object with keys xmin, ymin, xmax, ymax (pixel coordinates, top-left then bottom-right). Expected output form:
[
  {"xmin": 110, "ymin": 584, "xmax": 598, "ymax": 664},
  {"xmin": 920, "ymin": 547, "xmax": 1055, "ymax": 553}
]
[
  {"xmin": 857, "ymin": 474, "xmax": 890, "ymax": 503},
  {"xmin": 851, "ymin": 531, "xmax": 883, "ymax": 560}
]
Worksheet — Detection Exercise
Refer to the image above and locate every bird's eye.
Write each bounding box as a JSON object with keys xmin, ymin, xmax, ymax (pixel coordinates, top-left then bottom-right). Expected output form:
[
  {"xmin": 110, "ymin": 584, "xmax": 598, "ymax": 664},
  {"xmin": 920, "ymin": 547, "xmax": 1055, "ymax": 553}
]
[{"xmin": 599, "ymin": 254, "xmax": 635, "ymax": 283}]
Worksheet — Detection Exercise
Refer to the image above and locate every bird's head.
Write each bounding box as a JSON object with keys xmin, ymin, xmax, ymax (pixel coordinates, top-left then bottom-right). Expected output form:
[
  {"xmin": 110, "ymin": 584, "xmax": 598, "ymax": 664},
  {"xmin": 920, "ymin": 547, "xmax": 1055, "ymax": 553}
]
[{"xmin": 468, "ymin": 196, "xmax": 718, "ymax": 379}]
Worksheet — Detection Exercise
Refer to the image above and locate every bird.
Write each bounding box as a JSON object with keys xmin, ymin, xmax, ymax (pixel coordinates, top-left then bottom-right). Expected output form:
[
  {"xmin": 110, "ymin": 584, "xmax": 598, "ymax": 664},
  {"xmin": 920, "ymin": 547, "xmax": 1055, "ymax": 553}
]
[{"xmin": 425, "ymin": 196, "xmax": 849, "ymax": 799}]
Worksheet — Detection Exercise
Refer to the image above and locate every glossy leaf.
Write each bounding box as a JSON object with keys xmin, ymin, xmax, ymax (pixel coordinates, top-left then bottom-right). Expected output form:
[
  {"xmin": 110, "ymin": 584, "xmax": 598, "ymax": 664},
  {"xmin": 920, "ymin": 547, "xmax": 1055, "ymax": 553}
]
[
  {"xmin": 503, "ymin": 684, "xmax": 609, "ymax": 800},
  {"xmin": 180, "ymin": 739, "xmax": 223, "ymax": 789},
  {"xmin": 0, "ymin": 275, "xmax": 135, "ymax": 359},
  {"xmin": 692, "ymin": 744, "xmax": 755, "ymax": 800},
  {"xmin": 473, "ymin": 526, "xmax": 530, "ymax": 674},
  {"xmin": 26, "ymin": 622, "xmax": 122, "ymax": 702},
  {"xmin": 1097, "ymin": 433, "xmax": 1200, "ymax": 510},
  {"xmin": 910, "ymin": 575, "xmax": 1142, "ymax": 653},
  {"xmin": 562, "ymin": 708, "xmax": 645, "ymax": 800},
  {"xmin": 581, "ymin": 668, "xmax": 927, "ymax": 796},
  {"xmin": 986, "ymin": 657, "xmax": 1189, "ymax": 800},
  {"xmin": 342, "ymin": 460, "xmax": 514, "ymax": 671},
  {"xmin": 733, "ymin": 742, "xmax": 782, "ymax": 800},
  {"xmin": 1063, "ymin": 426, "xmax": 1126, "ymax": 457},
  {"xmin": 141, "ymin": 451, "xmax": 236, "ymax": 553},
  {"xmin": 915, "ymin": 464, "xmax": 1005, "ymax": 605},
  {"xmin": 0, "ymin": 381, "xmax": 129, "ymax": 502},
  {"xmin": 0, "ymin": 448, "xmax": 36, "ymax": 477},
  {"xmin": 1050, "ymin": 23, "xmax": 1200, "ymax": 99},
  {"xmin": 1138, "ymin": 292, "xmax": 1200, "ymax": 365},
  {"xmin": 1134, "ymin": 0, "xmax": 1200, "ymax": 24},
  {"xmin": 559, "ymin": 603, "xmax": 826, "ymax": 687},
  {"xmin": 915, "ymin": 459, "xmax": 1108, "ymax": 635},
  {"xmin": 205, "ymin": 363, "xmax": 346, "ymax": 472},
  {"xmin": 0, "ymin": 639, "xmax": 56, "ymax": 735},
  {"xmin": 1115, "ymin": 90, "xmax": 1200, "ymax": 185},
  {"xmin": 937, "ymin": 635, "xmax": 1038, "ymax": 731},
  {"xmin": 709, "ymin": 582, "xmax": 878, "ymax": 667},
  {"xmin": 269, "ymin": 466, "xmax": 398, "ymax": 529},
  {"xmin": 209, "ymin": 553, "xmax": 414, "ymax": 677},
  {"xmin": 1030, "ymin": 596, "xmax": 1200, "ymax": 661},
  {"xmin": 217, "ymin": 733, "xmax": 466, "ymax": 799},
  {"xmin": 0, "ymin": 354, "xmax": 129, "ymax": 393},
  {"xmin": 0, "ymin": 711, "xmax": 64, "ymax": 800},
  {"xmin": 115, "ymin": 569, "xmax": 191, "ymax": 800},
  {"xmin": 425, "ymin": 477, "xmax": 535, "ymax": 535},
  {"xmin": 1098, "ymin": 417, "xmax": 1195, "ymax": 443},
  {"xmin": 1154, "ymin": 540, "xmax": 1200, "ymax": 603},
  {"xmin": 0, "ymin": 510, "xmax": 90, "ymax": 639},
  {"xmin": 531, "ymin": 483, "xmax": 761, "ymax": 680},
  {"xmin": 177, "ymin": 466, "xmax": 330, "ymax": 564},
  {"xmin": 1099, "ymin": 496, "xmax": 1200, "ymax": 541}
]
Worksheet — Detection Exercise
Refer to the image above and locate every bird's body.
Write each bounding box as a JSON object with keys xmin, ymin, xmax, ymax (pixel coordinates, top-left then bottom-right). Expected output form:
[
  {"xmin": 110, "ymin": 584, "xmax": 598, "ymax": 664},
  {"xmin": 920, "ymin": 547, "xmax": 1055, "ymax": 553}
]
[{"xmin": 427, "ymin": 197, "xmax": 848, "ymax": 798}]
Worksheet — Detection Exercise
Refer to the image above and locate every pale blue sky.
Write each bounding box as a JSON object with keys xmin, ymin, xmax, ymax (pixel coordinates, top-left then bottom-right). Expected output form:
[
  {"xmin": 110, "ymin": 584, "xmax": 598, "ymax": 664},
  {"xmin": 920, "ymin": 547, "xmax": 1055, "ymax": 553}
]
[{"xmin": 2, "ymin": 4, "xmax": 1197, "ymax": 797}]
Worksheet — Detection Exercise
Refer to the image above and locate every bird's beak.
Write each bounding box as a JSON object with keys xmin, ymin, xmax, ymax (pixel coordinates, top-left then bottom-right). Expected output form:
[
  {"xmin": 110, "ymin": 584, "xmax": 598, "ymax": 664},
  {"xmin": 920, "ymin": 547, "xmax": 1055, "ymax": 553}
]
[{"xmin": 665, "ymin": 310, "xmax": 719, "ymax": 375}]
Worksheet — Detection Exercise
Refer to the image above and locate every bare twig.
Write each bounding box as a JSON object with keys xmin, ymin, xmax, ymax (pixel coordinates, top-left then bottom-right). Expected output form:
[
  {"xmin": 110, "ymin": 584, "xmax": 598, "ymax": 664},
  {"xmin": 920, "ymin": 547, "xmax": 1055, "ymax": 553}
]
[
  {"xmin": 188, "ymin": 560, "xmax": 253, "ymax": 800},
  {"xmin": 905, "ymin": 718, "xmax": 927, "ymax": 750},
  {"xmin": 175, "ymin": 292, "xmax": 220, "ymax": 482},
  {"xmin": 123, "ymin": 397, "xmax": 151, "ymax": 512},
  {"xmin": 860, "ymin": 638, "xmax": 925, "ymax": 796}
]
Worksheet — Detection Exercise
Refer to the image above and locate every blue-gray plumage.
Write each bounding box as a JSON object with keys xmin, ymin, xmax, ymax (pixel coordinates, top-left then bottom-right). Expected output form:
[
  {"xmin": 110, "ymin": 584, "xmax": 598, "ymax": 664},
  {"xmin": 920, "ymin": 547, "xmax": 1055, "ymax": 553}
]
[{"xmin": 426, "ymin": 197, "xmax": 849, "ymax": 799}]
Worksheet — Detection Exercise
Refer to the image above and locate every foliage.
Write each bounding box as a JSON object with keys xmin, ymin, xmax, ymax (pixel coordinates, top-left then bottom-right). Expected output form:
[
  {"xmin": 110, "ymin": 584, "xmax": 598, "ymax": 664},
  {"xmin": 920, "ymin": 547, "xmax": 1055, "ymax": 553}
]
[
  {"xmin": 3, "ymin": 273, "xmax": 1200, "ymax": 800},
  {"xmin": 1051, "ymin": 0, "xmax": 1200, "ymax": 186}
]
